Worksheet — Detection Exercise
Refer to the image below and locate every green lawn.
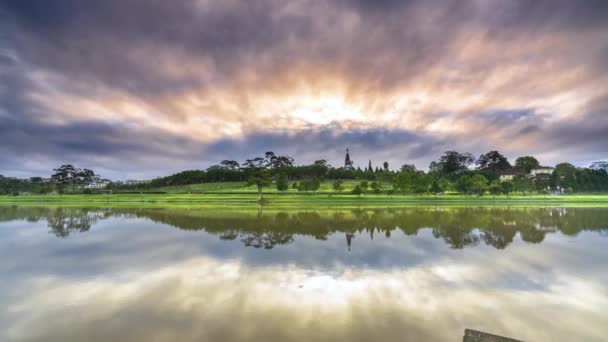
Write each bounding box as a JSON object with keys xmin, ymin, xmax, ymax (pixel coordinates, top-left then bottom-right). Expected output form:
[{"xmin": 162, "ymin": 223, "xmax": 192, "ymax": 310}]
[
  {"xmin": 2, "ymin": 181, "xmax": 608, "ymax": 208},
  {"xmin": 155, "ymin": 180, "xmax": 368, "ymax": 194}
]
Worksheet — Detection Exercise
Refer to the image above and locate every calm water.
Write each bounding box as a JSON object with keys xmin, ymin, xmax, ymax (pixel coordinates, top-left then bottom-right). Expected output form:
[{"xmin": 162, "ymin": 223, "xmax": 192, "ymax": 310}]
[{"xmin": 1, "ymin": 205, "xmax": 607, "ymax": 341}]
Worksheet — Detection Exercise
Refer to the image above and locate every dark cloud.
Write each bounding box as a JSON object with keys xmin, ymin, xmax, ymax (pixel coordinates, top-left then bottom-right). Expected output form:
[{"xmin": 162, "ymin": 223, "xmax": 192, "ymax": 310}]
[{"xmin": 1, "ymin": 0, "xmax": 608, "ymax": 177}]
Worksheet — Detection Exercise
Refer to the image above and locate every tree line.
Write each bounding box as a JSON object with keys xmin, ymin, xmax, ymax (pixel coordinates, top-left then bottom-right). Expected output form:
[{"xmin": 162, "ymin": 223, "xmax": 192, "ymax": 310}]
[{"xmin": 2, "ymin": 150, "xmax": 608, "ymax": 196}]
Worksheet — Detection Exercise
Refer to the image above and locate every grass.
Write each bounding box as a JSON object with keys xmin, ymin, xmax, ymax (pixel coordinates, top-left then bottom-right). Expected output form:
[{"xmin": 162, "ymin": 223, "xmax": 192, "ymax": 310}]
[
  {"xmin": 2, "ymin": 192, "xmax": 608, "ymax": 210},
  {"xmin": 155, "ymin": 180, "xmax": 367, "ymax": 194},
  {"xmin": 2, "ymin": 181, "xmax": 608, "ymax": 208}
]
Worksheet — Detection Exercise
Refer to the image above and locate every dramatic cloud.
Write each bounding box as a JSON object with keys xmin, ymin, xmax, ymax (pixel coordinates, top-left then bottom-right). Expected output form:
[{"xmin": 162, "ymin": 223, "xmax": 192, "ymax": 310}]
[{"xmin": 1, "ymin": 0, "xmax": 607, "ymax": 178}]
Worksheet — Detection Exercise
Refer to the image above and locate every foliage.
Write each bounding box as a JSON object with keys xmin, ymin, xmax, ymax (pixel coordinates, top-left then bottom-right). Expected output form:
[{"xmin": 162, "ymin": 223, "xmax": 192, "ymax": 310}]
[
  {"xmin": 351, "ymin": 185, "xmax": 363, "ymax": 195},
  {"xmin": 400, "ymin": 164, "xmax": 417, "ymax": 173},
  {"xmin": 360, "ymin": 181, "xmax": 368, "ymax": 190},
  {"xmin": 246, "ymin": 170, "xmax": 271, "ymax": 200},
  {"xmin": 438, "ymin": 177, "xmax": 452, "ymax": 192},
  {"xmin": 501, "ymin": 181, "xmax": 513, "ymax": 196},
  {"xmin": 332, "ymin": 179, "xmax": 344, "ymax": 192},
  {"xmin": 469, "ymin": 174, "xmax": 489, "ymax": 196},
  {"xmin": 429, "ymin": 151, "xmax": 475, "ymax": 174},
  {"xmin": 514, "ymin": 156, "xmax": 540, "ymax": 171},
  {"xmin": 554, "ymin": 163, "xmax": 577, "ymax": 177},
  {"xmin": 370, "ymin": 181, "xmax": 381, "ymax": 194},
  {"xmin": 455, "ymin": 175, "xmax": 473, "ymax": 195},
  {"xmin": 297, "ymin": 178, "xmax": 321, "ymax": 192},
  {"xmin": 275, "ymin": 173, "xmax": 289, "ymax": 192},
  {"xmin": 488, "ymin": 180, "xmax": 502, "ymax": 196},
  {"xmin": 513, "ymin": 175, "xmax": 534, "ymax": 194},
  {"xmin": 430, "ymin": 179, "xmax": 442, "ymax": 195},
  {"xmin": 476, "ymin": 151, "xmax": 511, "ymax": 171}
]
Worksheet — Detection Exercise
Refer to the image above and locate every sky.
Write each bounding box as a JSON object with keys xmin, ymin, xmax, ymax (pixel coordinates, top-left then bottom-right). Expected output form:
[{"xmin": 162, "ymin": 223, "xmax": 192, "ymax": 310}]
[{"xmin": 1, "ymin": 0, "xmax": 607, "ymax": 180}]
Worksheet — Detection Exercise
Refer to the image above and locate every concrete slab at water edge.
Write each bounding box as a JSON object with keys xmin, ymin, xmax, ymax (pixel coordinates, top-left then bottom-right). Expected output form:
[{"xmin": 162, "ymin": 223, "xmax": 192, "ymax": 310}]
[{"xmin": 463, "ymin": 329, "xmax": 523, "ymax": 342}]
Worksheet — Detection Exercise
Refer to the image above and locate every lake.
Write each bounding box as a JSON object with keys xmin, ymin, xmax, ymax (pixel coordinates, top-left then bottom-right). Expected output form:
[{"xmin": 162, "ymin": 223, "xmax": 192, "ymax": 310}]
[{"xmin": 1, "ymin": 205, "xmax": 607, "ymax": 341}]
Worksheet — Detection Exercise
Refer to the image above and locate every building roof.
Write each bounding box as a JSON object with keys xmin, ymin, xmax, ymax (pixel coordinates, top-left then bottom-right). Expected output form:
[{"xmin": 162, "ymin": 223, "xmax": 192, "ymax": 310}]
[
  {"xmin": 532, "ymin": 166, "xmax": 554, "ymax": 170},
  {"xmin": 498, "ymin": 169, "xmax": 529, "ymax": 176}
]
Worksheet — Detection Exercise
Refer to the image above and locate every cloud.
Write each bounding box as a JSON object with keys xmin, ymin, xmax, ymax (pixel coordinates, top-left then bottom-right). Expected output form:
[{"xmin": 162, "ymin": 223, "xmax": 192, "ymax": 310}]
[{"xmin": 1, "ymin": 0, "xmax": 608, "ymax": 177}]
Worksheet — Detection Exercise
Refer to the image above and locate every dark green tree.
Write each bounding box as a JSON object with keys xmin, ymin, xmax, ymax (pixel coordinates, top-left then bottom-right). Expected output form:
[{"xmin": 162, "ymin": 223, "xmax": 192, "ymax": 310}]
[
  {"xmin": 429, "ymin": 151, "xmax": 474, "ymax": 174},
  {"xmin": 220, "ymin": 160, "xmax": 240, "ymax": 170},
  {"xmin": 332, "ymin": 179, "xmax": 343, "ymax": 192},
  {"xmin": 476, "ymin": 151, "xmax": 511, "ymax": 171},
  {"xmin": 455, "ymin": 175, "xmax": 473, "ymax": 195},
  {"xmin": 275, "ymin": 173, "xmax": 289, "ymax": 192},
  {"xmin": 470, "ymin": 174, "xmax": 489, "ymax": 196},
  {"xmin": 501, "ymin": 181, "xmax": 514, "ymax": 197},
  {"xmin": 513, "ymin": 174, "xmax": 533, "ymax": 194},
  {"xmin": 514, "ymin": 156, "xmax": 540, "ymax": 171},
  {"xmin": 430, "ymin": 179, "xmax": 442, "ymax": 196},
  {"xmin": 488, "ymin": 180, "xmax": 502, "ymax": 196},
  {"xmin": 400, "ymin": 164, "xmax": 417, "ymax": 173},
  {"xmin": 247, "ymin": 170, "xmax": 271, "ymax": 200}
]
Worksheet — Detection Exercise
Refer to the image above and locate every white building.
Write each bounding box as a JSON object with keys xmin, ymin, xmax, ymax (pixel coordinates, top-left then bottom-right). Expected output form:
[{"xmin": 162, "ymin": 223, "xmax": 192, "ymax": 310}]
[
  {"xmin": 86, "ymin": 179, "xmax": 111, "ymax": 189},
  {"xmin": 530, "ymin": 166, "xmax": 554, "ymax": 177}
]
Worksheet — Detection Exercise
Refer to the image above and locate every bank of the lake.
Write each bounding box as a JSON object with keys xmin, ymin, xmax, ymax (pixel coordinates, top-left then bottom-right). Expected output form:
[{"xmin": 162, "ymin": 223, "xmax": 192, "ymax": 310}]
[{"xmin": 2, "ymin": 193, "xmax": 608, "ymax": 208}]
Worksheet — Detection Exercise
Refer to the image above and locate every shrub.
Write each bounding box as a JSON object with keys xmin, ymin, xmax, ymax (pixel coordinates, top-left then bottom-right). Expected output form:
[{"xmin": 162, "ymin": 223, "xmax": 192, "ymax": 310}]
[{"xmin": 332, "ymin": 179, "xmax": 343, "ymax": 192}]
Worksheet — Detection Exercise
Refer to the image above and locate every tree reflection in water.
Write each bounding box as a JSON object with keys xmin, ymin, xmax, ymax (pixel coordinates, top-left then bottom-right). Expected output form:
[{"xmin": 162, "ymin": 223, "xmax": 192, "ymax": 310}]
[{"xmin": 0, "ymin": 206, "xmax": 606, "ymax": 249}]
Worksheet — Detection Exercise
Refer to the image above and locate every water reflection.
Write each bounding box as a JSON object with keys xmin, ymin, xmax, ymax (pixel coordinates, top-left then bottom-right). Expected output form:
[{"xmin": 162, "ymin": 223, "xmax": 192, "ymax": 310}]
[
  {"xmin": 0, "ymin": 205, "xmax": 607, "ymax": 342},
  {"xmin": 1, "ymin": 206, "xmax": 607, "ymax": 249}
]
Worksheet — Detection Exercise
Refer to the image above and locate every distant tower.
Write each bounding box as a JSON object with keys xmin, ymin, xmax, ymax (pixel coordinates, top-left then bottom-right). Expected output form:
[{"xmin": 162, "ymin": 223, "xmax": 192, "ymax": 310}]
[
  {"xmin": 344, "ymin": 148, "xmax": 354, "ymax": 170},
  {"xmin": 345, "ymin": 231, "xmax": 354, "ymax": 251}
]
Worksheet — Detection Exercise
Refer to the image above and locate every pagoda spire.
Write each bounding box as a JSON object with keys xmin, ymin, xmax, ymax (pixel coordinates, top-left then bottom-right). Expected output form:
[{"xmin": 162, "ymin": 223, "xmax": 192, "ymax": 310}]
[{"xmin": 344, "ymin": 148, "xmax": 353, "ymax": 170}]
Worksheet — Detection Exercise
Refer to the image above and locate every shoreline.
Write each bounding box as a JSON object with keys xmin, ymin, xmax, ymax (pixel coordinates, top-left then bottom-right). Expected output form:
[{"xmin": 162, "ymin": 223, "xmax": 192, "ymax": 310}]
[{"xmin": 2, "ymin": 193, "xmax": 608, "ymax": 208}]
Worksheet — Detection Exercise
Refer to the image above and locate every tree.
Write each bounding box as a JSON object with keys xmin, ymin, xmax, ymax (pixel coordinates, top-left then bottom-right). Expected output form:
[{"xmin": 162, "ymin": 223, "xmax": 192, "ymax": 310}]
[
  {"xmin": 438, "ymin": 177, "xmax": 452, "ymax": 192},
  {"xmin": 455, "ymin": 175, "xmax": 473, "ymax": 195},
  {"xmin": 430, "ymin": 151, "xmax": 474, "ymax": 174},
  {"xmin": 243, "ymin": 157, "xmax": 266, "ymax": 170},
  {"xmin": 413, "ymin": 174, "xmax": 433, "ymax": 194},
  {"xmin": 51, "ymin": 165, "xmax": 80, "ymax": 192},
  {"xmin": 332, "ymin": 179, "xmax": 344, "ymax": 192},
  {"xmin": 78, "ymin": 169, "xmax": 96, "ymax": 189},
  {"xmin": 393, "ymin": 171, "xmax": 415, "ymax": 192},
  {"xmin": 513, "ymin": 174, "xmax": 533, "ymax": 194},
  {"xmin": 270, "ymin": 155, "xmax": 295, "ymax": 169},
  {"xmin": 501, "ymin": 181, "xmax": 514, "ymax": 197},
  {"xmin": 247, "ymin": 170, "xmax": 271, "ymax": 200},
  {"xmin": 220, "ymin": 160, "xmax": 240, "ymax": 170},
  {"xmin": 476, "ymin": 151, "xmax": 511, "ymax": 171},
  {"xmin": 488, "ymin": 180, "xmax": 502, "ymax": 196},
  {"xmin": 470, "ymin": 174, "xmax": 489, "ymax": 196},
  {"xmin": 370, "ymin": 181, "xmax": 381, "ymax": 193},
  {"xmin": 400, "ymin": 164, "xmax": 417, "ymax": 173},
  {"xmin": 554, "ymin": 163, "xmax": 577, "ymax": 177},
  {"xmin": 383, "ymin": 161, "xmax": 389, "ymax": 172},
  {"xmin": 514, "ymin": 156, "xmax": 540, "ymax": 171},
  {"xmin": 430, "ymin": 179, "xmax": 442, "ymax": 196},
  {"xmin": 310, "ymin": 178, "xmax": 321, "ymax": 192},
  {"xmin": 351, "ymin": 185, "xmax": 363, "ymax": 196},
  {"xmin": 276, "ymin": 173, "xmax": 289, "ymax": 192},
  {"xmin": 368, "ymin": 160, "xmax": 373, "ymax": 172},
  {"xmin": 360, "ymin": 181, "xmax": 368, "ymax": 191}
]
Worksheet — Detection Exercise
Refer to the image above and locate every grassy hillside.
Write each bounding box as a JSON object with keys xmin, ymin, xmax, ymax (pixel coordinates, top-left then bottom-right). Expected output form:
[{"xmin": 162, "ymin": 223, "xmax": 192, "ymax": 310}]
[{"xmin": 156, "ymin": 180, "xmax": 380, "ymax": 194}]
